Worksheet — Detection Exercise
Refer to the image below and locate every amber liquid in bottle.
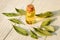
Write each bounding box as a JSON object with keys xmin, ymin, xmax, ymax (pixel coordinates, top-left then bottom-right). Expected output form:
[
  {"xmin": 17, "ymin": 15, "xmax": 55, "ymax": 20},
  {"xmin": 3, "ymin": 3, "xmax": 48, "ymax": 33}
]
[{"xmin": 26, "ymin": 4, "xmax": 35, "ymax": 24}]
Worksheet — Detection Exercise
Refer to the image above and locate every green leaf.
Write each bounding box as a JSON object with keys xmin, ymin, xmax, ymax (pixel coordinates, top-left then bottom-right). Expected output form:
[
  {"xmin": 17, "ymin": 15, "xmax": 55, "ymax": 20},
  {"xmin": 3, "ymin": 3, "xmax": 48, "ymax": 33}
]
[
  {"xmin": 13, "ymin": 25, "xmax": 28, "ymax": 36},
  {"xmin": 44, "ymin": 11, "xmax": 53, "ymax": 17},
  {"xmin": 41, "ymin": 18, "xmax": 53, "ymax": 26},
  {"xmin": 36, "ymin": 11, "xmax": 53, "ymax": 18},
  {"xmin": 39, "ymin": 29, "xmax": 52, "ymax": 36},
  {"xmin": 30, "ymin": 30, "xmax": 38, "ymax": 39},
  {"xmin": 9, "ymin": 18, "xmax": 24, "ymax": 24},
  {"xmin": 36, "ymin": 13, "xmax": 44, "ymax": 17},
  {"xmin": 3, "ymin": 13, "xmax": 19, "ymax": 17},
  {"xmin": 33, "ymin": 28, "xmax": 46, "ymax": 36},
  {"xmin": 15, "ymin": 8, "xmax": 26, "ymax": 15},
  {"xmin": 33, "ymin": 28, "xmax": 52, "ymax": 36},
  {"xmin": 42, "ymin": 26, "xmax": 55, "ymax": 32}
]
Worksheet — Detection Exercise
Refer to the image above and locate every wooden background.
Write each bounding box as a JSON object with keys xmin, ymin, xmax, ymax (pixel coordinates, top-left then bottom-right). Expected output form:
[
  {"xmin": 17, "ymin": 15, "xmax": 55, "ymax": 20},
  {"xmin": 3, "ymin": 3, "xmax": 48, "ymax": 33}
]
[{"xmin": 0, "ymin": 0, "xmax": 60, "ymax": 40}]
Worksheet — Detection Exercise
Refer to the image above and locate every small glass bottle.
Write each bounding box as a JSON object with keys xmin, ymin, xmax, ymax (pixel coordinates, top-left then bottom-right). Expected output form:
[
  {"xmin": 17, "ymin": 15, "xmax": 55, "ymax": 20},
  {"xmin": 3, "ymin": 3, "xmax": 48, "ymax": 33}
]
[{"xmin": 26, "ymin": 4, "xmax": 35, "ymax": 24}]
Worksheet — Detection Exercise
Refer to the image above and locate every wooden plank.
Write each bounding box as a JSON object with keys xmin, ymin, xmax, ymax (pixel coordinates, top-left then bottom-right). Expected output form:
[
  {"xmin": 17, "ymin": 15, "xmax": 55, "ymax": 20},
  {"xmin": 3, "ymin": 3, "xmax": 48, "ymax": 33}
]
[
  {"xmin": 0, "ymin": 0, "xmax": 21, "ymax": 40},
  {"xmin": 0, "ymin": 14, "xmax": 13, "ymax": 40},
  {"xmin": 0, "ymin": 0, "xmax": 60, "ymax": 40},
  {"xmin": 5, "ymin": 28, "xmax": 35, "ymax": 40}
]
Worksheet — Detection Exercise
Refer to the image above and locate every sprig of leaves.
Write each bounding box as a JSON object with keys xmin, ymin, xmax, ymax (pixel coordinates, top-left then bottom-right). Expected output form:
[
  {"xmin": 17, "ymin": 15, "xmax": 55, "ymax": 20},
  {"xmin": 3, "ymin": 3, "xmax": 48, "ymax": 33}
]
[{"xmin": 2, "ymin": 8, "xmax": 57, "ymax": 39}]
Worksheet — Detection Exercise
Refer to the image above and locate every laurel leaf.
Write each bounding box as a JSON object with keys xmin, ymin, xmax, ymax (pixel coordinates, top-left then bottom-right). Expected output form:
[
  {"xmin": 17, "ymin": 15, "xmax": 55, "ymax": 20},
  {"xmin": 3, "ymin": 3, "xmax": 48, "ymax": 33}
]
[
  {"xmin": 3, "ymin": 13, "xmax": 19, "ymax": 17},
  {"xmin": 15, "ymin": 8, "xmax": 26, "ymax": 15},
  {"xmin": 9, "ymin": 18, "xmax": 24, "ymax": 24},
  {"xmin": 13, "ymin": 25, "xmax": 28, "ymax": 36}
]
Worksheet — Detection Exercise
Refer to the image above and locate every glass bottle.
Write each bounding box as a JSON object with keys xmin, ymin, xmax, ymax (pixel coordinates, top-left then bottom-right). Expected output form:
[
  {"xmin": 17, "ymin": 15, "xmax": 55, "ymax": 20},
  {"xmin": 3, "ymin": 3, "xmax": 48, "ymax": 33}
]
[{"xmin": 26, "ymin": 4, "xmax": 35, "ymax": 24}]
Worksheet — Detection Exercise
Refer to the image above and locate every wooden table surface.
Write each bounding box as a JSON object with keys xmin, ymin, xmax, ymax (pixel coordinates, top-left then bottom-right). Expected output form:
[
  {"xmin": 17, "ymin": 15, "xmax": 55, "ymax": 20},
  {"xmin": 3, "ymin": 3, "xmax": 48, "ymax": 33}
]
[{"xmin": 0, "ymin": 0, "xmax": 60, "ymax": 40}]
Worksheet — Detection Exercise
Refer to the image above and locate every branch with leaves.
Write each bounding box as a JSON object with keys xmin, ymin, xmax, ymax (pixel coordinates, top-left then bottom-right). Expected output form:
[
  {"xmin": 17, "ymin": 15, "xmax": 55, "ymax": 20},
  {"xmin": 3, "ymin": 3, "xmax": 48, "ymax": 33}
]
[{"xmin": 3, "ymin": 8, "xmax": 58, "ymax": 40}]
